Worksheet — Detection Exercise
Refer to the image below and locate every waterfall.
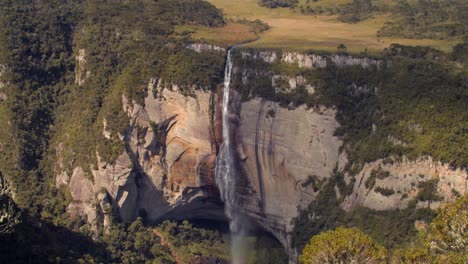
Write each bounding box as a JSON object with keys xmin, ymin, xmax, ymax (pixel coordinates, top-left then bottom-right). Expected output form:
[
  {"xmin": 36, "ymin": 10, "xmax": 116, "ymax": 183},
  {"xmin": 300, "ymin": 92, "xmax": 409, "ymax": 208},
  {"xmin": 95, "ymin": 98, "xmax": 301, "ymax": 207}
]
[{"xmin": 215, "ymin": 49, "xmax": 247, "ymax": 264}]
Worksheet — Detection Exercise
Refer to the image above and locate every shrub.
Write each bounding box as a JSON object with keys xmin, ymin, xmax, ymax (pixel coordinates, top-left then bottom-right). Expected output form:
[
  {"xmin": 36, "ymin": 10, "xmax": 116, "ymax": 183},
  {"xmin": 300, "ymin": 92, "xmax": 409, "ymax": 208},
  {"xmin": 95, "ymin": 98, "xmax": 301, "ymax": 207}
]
[
  {"xmin": 258, "ymin": 0, "xmax": 299, "ymax": 8},
  {"xmin": 375, "ymin": 186, "xmax": 395, "ymax": 197},
  {"xmin": 299, "ymin": 227, "xmax": 387, "ymax": 264},
  {"xmin": 428, "ymin": 195, "xmax": 468, "ymax": 254},
  {"xmin": 417, "ymin": 179, "xmax": 442, "ymax": 202}
]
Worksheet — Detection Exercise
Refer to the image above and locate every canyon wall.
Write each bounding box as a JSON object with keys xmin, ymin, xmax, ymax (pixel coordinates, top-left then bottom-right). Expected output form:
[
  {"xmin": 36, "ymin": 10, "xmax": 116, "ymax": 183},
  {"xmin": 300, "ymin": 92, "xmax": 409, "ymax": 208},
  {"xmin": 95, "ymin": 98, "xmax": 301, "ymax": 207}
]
[{"xmin": 55, "ymin": 48, "xmax": 467, "ymax": 260}]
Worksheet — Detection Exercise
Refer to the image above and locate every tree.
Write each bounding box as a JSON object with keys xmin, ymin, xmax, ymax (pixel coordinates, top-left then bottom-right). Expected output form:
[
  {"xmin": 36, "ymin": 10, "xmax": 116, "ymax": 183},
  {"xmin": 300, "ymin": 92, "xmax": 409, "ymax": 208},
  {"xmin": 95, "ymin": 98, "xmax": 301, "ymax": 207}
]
[
  {"xmin": 337, "ymin": 43, "xmax": 347, "ymax": 54},
  {"xmin": 0, "ymin": 174, "xmax": 21, "ymax": 235},
  {"xmin": 428, "ymin": 195, "xmax": 467, "ymax": 256},
  {"xmin": 390, "ymin": 246, "xmax": 432, "ymax": 264},
  {"xmin": 299, "ymin": 227, "xmax": 387, "ymax": 264}
]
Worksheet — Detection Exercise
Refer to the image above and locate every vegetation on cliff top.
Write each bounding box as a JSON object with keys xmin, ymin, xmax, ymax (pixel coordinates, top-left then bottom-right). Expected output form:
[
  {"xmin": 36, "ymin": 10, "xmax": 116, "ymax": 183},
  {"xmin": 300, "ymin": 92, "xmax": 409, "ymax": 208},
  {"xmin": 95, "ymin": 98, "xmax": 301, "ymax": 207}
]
[{"xmin": 232, "ymin": 44, "xmax": 467, "ymax": 169}]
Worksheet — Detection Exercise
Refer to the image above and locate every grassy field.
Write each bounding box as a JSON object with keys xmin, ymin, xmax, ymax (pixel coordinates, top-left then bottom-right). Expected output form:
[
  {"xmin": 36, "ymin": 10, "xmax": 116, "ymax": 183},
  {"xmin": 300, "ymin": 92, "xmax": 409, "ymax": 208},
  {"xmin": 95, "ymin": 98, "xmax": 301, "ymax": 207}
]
[
  {"xmin": 176, "ymin": 22, "xmax": 258, "ymax": 46},
  {"xmin": 185, "ymin": 0, "xmax": 461, "ymax": 53}
]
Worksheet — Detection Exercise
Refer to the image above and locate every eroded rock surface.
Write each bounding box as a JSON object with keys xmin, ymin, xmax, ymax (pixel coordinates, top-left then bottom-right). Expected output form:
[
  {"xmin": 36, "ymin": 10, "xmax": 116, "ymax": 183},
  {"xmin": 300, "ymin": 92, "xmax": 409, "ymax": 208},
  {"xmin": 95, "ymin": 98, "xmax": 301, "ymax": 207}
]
[
  {"xmin": 56, "ymin": 79, "xmax": 223, "ymax": 228},
  {"xmin": 186, "ymin": 43, "xmax": 225, "ymax": 53},
  {"xmin": 233, "ymin": 97, "xmax": 342, "ymax": 252},
  {"xmin": 55, "ymin": 49, "xmax": 467, "ymax": 262},
  {"xmin": 241, "ymin": 50, "xmax": 383, "ymax": 69},
  {"xmin": 75, "ymin": 49, "xmax": 90, "ymax": 86},
  {"xmin": 342, "ymin": 157, "xmax": 468, "ymax": 211}
]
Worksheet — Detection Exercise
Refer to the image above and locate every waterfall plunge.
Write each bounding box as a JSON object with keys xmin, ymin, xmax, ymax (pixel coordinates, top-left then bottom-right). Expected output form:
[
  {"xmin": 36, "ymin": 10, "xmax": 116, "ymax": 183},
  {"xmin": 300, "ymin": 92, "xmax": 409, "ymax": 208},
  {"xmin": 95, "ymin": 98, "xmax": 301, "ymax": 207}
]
[{"xmin": 215, "ymin": 49, "xmax": 247, "ymax": 264}]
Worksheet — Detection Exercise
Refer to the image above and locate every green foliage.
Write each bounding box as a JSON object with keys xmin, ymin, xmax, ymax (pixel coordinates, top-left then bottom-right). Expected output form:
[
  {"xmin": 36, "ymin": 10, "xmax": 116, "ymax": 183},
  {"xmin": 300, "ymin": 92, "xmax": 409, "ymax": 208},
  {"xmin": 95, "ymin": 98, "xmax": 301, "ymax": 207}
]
[
  {"xmin": 161, "ymin": 48, "xmax": 225, "ymax": 90},
  {"xmin": 158, "ymin": 220, "xmax": 228, "ymax": 262},
  {"xmin": 229, "ymin": 18, "xmax": 271, "ymax": 34},
  {"xmin": 428, "ymin": 195, "xmax": 468, "ymax": 255},
  {"xmin": 451, "ymin": 43, "xmax": 468, "ymax": 64},
  {"xmin": 391, "ymin": 196, "xmax": 468, "ymax": 263},
  {"xmin": 155, "ymin": 0, "xmax": 225, "ymax": 27},
  {"xmin": 104, "ymin": 218, "xmax": 176, "ymax": 263},
  {"xmin": 365, "ymin": 169, "xmax": 391, "ymax": 192},
  {"xmin": 292, "ymin": 175, "xmax": 436, "ymax": 252},
  {"xmin": 234, "ymin": 47, "xmax": 467, "ymax": 169},
  {"xmin": 291, "ymin": 176, "xmax": 346, "ymax": 252},
  {"xmin": 390, "ymin": 246, "xmax": 432, "ymax": 264},
  {"xmin": 377, "ymin": 0, "xmax": 467, "ymax": 40},
  {"xmin": 258, "ymin": 0, "xmax": 299, "ymax": 9},
  {"xmin": 366, "ymin": 171, "xmax": 378, "ymax": 190},
  {"xmin": 0, "ymin": 0, "xmax": 227, "ymax": 262},
  {"xmin": 299, "ymin": 227, "xmax": 387, "ymax": 264},
  {"xmin": 49, "ymin": 0, "xmax": 226, "ymax": 179},
  {"xmin": 337, "ymin": 0, "xmax": 374, "ymax": 23},
  {"xmin": 375, "ymin": 186, "xmax": 395, "ymax": 196},
  {"xmin": 301, "ymin": 175, "xmax": 325, "ymax": 192},
  {"xmin": 0, "ymin": 174, "xmax": 21, "ymax": 235},
  {"xmin": 417, "ymin": 179, "xmax": 443, "ymax": 201},
  {"xmin": 0, "ymin": 213, "xmax": 108, "ymax": 263},
  {"xmin": 250, "ymin": 234, "xmax": 289, "ymax": 264}
]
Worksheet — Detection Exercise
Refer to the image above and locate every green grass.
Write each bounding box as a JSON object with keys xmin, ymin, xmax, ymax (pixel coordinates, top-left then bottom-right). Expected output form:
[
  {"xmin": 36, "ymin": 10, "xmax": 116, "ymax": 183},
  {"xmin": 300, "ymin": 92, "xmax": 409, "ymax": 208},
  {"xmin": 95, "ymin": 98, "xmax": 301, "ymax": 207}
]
[{"xmin": 197, "ymin": 0, "xmax": 462, "ymax": 53}]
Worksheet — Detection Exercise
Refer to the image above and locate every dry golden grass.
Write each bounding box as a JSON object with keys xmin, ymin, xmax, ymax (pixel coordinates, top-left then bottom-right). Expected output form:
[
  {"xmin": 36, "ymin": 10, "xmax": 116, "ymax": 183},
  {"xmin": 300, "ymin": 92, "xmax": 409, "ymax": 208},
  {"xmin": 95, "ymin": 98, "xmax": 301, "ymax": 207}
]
[
  {"xmin": 187, "ymin": 0, "xmax": 461, "ymax": 53},
  {"xmin": 176, "ymin": 22, "xmax": 258, "ymax": 46}
]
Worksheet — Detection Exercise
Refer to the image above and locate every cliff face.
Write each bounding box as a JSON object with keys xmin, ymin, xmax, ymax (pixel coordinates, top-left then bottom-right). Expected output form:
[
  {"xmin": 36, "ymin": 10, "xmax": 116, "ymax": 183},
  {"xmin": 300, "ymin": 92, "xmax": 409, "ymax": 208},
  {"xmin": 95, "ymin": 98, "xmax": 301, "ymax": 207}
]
[
  {"xmin": 233, "ymin": 97, "xmax": 342, "ymax": 248},
  {"xmin": 55, "ymin": 48, "xmax": 467, "ymax": 259},
  {"xmin": 56, "ymin": 79, "xmax": 224, "ymax": 229},
  {"xmin": 342, "ymin": 157, "xmax": 468, "ymax": 211},
  {"xmin": 240, "ymin": 50, "xmax": 384, "ymax": 69}
]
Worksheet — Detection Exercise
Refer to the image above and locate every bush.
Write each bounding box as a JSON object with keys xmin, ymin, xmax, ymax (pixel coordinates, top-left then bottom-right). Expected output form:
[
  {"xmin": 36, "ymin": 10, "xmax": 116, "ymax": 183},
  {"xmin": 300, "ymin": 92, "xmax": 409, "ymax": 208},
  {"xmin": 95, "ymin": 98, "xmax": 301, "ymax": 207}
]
[
  {"xmin": 299, "ymin": 227, "xmax": 387, "ymax": 264},
  {"xmin": 258, "ymin": 0, "xmax": 299, "ymax": 8},
  {"xmin": 417, "ymin": 179, "xmax": 442, "ymax": 202},
  {"xmin": 375, "ymin": 186, "xmax": 395, "ymax": 197},
  {"xmin": 428, "ymin": 195, "xmax": 468, "ymax": 254}
]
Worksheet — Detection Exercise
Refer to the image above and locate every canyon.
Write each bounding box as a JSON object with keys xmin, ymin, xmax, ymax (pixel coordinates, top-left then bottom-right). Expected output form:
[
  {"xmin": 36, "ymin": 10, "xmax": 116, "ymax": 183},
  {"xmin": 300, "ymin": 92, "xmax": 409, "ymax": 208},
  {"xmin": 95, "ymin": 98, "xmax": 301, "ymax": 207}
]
[{"xmin": 55, "ymin": 47, "xmax": 467, "ymax": 262}]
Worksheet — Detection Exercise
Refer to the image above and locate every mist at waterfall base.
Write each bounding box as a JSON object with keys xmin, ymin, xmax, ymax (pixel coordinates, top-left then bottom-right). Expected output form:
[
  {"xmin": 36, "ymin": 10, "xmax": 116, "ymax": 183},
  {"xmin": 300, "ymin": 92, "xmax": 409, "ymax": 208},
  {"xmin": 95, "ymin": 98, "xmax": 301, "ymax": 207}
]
[{"xmin": 215, "ymin": 49, "xmax": 249, "ymax": 264}]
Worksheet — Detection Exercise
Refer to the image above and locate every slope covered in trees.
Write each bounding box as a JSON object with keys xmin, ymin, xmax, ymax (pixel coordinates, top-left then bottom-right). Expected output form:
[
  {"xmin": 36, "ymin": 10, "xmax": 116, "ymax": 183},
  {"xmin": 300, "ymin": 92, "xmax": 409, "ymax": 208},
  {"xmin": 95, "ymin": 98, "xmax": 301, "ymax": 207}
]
[{"xmin": 0, "ymin": 0, "xmax": 228, "ymax": 262}]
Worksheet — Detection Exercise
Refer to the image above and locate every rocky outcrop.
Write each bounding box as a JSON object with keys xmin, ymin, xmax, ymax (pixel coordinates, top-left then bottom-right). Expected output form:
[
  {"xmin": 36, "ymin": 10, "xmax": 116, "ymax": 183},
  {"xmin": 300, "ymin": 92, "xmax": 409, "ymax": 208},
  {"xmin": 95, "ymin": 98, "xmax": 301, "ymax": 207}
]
[
  {"xmin": 271, "ymin": 74, "xmax": 315, "ymax": 94},
  {"xmin": 56, "ymin": 79, "xmax": 224, "ymax": 229},
  {"xmin": 118, "ymin": 79, "xmax": 221, "ymax": 221},
  {"xmin": 241, "ymin": 50, "xmax": 384, "ymax": 69},
  {"xmin": 342, "ymin": 156, "xmax": 468, "ymax": 211},
  {"xmin": 237, "ymin": 99, "xmax": 342, "ymax": 253},
  {"xmin": 241, "ymin": 51, "xmax": 277, "ymax": 63},
  {"xmin": 75, "ymin": 49, "xmax": 90, "ymax": 86},
  {"xmin": 186, "ymin": 43, "xmax": 225, "ymax": 53},
  {"xmin": 0, "ymin": 64, "xmax": 7, "ymax": 101}
]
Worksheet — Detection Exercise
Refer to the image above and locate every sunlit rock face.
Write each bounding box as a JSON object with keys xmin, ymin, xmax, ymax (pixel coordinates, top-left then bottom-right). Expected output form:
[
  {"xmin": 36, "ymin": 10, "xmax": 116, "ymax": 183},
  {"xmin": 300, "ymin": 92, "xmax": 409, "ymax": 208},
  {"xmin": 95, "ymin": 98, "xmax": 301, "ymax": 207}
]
[
  {"xmin": 56, "ymin": 79, "xmax": 225, "ymax": 229},
  {"xmin": 56, "ymin": 49, "xmax": 467, "ymax": 262},
  {"xmin": 241, "ymin": 50, "xmax": 383, "ymax": 69},
  {"xmin": 342, "ymin": 156, "xmax": 468, "ymax": 211},
  {"xmin": 232, "ymin": 95, "xmax": 343, "ymax": 256},
  {"xmin": 75, "ymin": 49, "xmax": 90, "ymax": 86},
  {"xmin": 0, "ymin": 64, "xmax": 7, "ymax": 101}
]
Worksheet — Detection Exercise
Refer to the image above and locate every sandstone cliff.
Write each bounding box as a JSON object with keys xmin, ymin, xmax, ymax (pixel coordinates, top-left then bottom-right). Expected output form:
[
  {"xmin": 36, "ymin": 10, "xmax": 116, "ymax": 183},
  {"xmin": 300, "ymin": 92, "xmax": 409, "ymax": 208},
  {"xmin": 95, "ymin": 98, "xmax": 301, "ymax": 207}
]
[
  {"xmin": 56, "ymin": 79, "xmax": 224, "ymax": 230},
  {"xmin": 232, "ymin": 96, "xmax": 342, "ymax": 253},
  {"xmin": 55, "ymin": 48, "xmax": 467, "ymax": 261}
]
